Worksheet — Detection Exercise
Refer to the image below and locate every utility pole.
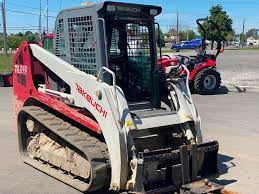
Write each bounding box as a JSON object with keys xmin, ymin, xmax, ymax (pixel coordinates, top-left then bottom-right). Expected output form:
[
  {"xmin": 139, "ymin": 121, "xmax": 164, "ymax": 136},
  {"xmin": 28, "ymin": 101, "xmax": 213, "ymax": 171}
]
[
  {"xmin": 169, "ymin": 25, "xmax": 172, "ymax": 44},
  {"xmin": 186, "ymin": 27, "xmax": 189, "ymax": 41},
  {"xmin": 1, "ymin": 0, "xmax": 7, "ymax": 56},
  {"xmin": 39, "ymin": 0, "xmax": 42, "ymax": 41},
  {"xmin": 176, "ymin": 12, "xmax": 179, "ymax": 44},
  {"xmin": 241, "ymin": 18, "xmax": 245, "ymax": 47},
  {"xmin": 46, "ymin": 0, "xmax": 48, "ymax": 33},
  {"xmin": 233, "ymin": 29, "xmax": 235, "ymax": 45}
]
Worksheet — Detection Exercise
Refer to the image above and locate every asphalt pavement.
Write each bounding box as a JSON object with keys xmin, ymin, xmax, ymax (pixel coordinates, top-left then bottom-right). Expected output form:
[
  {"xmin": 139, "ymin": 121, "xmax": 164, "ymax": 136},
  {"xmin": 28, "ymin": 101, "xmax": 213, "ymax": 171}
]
[{"xmin": 193, "ymin": 91, "xmax": 259, "ymax": 194}]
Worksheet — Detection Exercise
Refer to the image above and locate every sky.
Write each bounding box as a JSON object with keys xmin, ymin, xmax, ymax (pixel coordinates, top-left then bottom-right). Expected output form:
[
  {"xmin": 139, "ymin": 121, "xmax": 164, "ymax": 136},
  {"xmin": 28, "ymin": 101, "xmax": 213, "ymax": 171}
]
[{"xmin": 1, "ymin": 0, "xmax": 259, "ymax": 34}]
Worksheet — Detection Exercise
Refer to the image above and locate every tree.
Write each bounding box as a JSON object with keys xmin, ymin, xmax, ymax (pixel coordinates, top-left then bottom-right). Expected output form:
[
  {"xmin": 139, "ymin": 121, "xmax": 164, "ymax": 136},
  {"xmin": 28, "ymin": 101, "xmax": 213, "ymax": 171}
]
[
  {"xmin": 156, "ymin": 28, "xmax": 165, "ymax": 47},
  {"xmin": 168, "ymin": 28, "xmax": 177, "ymax": 35},
  {"xmin": 17, "ymin": 32, "xmax": 24, "ymax": 37},
  {"xmin": 7, "ymin": 35, "xmax": 23, "ymax": 49},
  {"xmin": 198, "ymin": 4, "xmax": 233, "ymax": 49},
  {"xmin": 179, "ymin": 29, "xmax": 197, "ymax": 41},
  {"xmin": 0, "ymin": 33, "xmax": 3, "ymax": 48},
  {"xmin": 25, "ymin": 31, "xmax": 33, "ymax": 36},
  {"xmin": 246, "ymin": 28, "xmax": 258, "ymax": 38},
  {"xmin": 25, "ymin": 33, "xmax": 36, "ymax": 42},
  {"xmin": 225, "ymin": 29, "xmax": 234, "ymax": 45}
]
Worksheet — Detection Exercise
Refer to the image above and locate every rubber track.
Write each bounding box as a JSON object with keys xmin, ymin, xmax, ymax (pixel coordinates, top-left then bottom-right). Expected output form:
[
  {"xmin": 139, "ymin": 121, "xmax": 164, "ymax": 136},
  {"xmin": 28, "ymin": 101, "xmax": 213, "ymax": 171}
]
[{"xmin": 20, "ymin": 106, "xmax": 110, "ymax": 192}]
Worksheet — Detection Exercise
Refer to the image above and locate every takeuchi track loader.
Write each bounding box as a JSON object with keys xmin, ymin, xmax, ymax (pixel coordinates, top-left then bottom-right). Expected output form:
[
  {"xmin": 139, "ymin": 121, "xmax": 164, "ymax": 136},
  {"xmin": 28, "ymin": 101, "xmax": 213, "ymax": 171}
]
[{"xmin": 14, "ymin": 2, "xmax": 225, "ymax": 193}]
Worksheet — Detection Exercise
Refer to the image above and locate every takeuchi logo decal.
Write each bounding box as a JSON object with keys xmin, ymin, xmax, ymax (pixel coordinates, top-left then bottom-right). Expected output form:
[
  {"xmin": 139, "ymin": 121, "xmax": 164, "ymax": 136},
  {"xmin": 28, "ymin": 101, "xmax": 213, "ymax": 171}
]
[
  {"xmin": 76, "ymin": 83, "xmax": 107, "ymax": 119},
  {"xmin": 116, "ymin": 6, "xmax": 141, "ymax": 13}
]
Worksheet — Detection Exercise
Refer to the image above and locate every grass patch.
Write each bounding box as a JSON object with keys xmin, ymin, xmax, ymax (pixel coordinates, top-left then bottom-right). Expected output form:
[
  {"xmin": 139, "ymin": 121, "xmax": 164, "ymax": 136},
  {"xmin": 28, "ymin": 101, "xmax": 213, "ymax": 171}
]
[
  {"xmin": 0, "ymin": 54, "xmax": 14, "ymax": 73},
  {"xmin": 225, "ymin": 47, "xmax": 259, "ymax": 51},
  {"xmin": 160, "ymin": 49, "xmax": 191, "ymax": 54}
]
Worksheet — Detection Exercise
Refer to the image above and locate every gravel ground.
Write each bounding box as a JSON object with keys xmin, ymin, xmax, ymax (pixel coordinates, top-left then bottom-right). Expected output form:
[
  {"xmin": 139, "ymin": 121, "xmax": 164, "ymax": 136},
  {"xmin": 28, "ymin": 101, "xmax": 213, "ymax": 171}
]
[{"xmin": 217, "ymin": 50, "xmax": 259, "ymax": 87}]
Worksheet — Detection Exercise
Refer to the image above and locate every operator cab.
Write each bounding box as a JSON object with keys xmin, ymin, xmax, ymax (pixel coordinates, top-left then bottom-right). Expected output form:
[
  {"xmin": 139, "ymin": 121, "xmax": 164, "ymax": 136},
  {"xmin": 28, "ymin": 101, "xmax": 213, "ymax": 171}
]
[
  {"xmin": 54, "ymin": 2, "xmax": 170, "ymax": 111},
  {"xmin": 98, "ymin": 2, "xmax": 162, "ymax": 105}
]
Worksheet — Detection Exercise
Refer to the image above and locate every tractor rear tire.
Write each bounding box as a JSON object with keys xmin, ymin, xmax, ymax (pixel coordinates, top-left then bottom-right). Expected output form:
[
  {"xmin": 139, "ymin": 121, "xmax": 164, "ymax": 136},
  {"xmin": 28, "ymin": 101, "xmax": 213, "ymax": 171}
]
[
  {"xmin": 189, "ymin": 81, "xmax": 195, "ymax": 93},
  {"xmin": 194, "ymin": 68, "xmax": 221, "ymax": 95}
]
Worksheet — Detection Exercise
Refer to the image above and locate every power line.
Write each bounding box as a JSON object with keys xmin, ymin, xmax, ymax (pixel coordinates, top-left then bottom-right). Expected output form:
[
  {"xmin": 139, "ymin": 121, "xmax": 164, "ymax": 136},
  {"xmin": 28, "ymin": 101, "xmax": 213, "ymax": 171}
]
[
  {"xmin": 3, "ymin": 9, "xmax": 56, "ymax": 18},
  {"xmin": 5, "ymin": 28, "xmax": 45, "ymax": 31},
  {"xmin": 6, "ymin": 2, "xmax": 58, "ymax": 13},
  {"xmin": 59, "ymin": 0, "xmax": 63, "ymax": 11},
  {"xmin": 4, "ymin": 26, "xmax": 39, "ymax": 28}
]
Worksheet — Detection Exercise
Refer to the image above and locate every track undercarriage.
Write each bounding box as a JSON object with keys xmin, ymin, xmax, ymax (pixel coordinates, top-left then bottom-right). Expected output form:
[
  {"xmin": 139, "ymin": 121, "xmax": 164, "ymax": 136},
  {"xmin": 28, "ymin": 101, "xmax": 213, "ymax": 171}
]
[{"xmin": 18, "ymin": 106, "xmax": 110, "ymax": 192}]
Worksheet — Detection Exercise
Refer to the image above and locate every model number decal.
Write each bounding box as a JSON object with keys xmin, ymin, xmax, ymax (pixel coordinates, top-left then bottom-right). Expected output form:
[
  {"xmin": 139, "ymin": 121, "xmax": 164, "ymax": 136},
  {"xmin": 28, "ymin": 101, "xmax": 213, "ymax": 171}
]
[
  {"xmin": 14, "ymin": 64, "xmax": 27, "ymax": 74},
  {"xmin": 76, "ymin": 83, "xmax": 108, "ymax": 119}
]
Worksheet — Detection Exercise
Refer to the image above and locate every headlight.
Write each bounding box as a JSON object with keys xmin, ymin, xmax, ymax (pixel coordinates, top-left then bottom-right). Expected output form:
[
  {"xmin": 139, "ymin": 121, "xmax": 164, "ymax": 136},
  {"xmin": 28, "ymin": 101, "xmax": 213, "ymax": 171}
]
[
  {"xmin": 150, "ymin": 9, "xmax": 158, "ymax": 16},
  {"xmin": 107, "ymin": 5, "xmax": 116, "ymax": 12}
]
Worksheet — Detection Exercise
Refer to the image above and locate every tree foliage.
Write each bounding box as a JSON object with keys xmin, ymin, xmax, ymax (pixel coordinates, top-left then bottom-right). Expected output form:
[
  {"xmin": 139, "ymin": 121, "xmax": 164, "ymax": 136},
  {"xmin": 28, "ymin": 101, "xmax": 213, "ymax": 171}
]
[
  {"xmin": 7, "ymin": 35, "xmax": 23, "ymax": 49},
  {"xmin": 0, "ymin": 32, "xmax": 38, "ymax": 49},
  {"xmin": 166, "ymin": 28, "xmax": 196, "ymax": 42},
  {"xmin": 179, "ymin": 29, "xmax": 197, "ymax": 41},
  {"xmin": 198, "ymin": 4, "xmax": 233, "ymax": 49},
  {"xmin": 167, "ymin": 28, "xmax": 177, "ymax": 34},
  {"xmin": 25, "ymin": 34, "xmax": 37, "ymax": 43},
  {"xmin": 156, "ymin": 28, "xmax": 165, "ymax": 47},
  {"xmin": 246, "ymin": 28, "xmax": 258, "ymax": 38}
]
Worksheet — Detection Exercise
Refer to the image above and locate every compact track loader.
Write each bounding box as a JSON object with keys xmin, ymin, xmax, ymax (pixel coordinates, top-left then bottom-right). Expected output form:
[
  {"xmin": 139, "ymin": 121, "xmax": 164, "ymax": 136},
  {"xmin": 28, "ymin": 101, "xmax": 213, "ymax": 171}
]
[{"xmin": 14, "ymin": 2, "xmax": 224, "ymax": 193}]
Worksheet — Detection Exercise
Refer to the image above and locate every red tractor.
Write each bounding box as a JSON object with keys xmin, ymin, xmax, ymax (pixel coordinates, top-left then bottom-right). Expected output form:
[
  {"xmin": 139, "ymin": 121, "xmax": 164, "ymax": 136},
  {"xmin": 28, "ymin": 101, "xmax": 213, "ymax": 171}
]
[
  {"xmin": 159, "ymin": 18, "xmax": 223, "ymax": 95},
  {"xmin": 42, "ymin": 33, "xmax": 54, "ymax": 53}
]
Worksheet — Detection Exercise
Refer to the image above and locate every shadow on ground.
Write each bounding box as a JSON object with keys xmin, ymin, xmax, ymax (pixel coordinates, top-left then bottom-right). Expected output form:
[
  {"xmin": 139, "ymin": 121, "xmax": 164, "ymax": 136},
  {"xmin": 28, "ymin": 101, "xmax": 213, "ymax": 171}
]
[
  {"xmin": 214, "ymin": 86, "xmax": 229, "ymax": 95},
  {"xmin": 192, "ymin": 86, "xmax": 229, "ymax": 96},
  {"xmin": 212, "ymin": 154, "xmax": 237, "ymax": 186},
  {"xmin": 218, "ymin": 154, "xmax": 236, "ymax": 175}
]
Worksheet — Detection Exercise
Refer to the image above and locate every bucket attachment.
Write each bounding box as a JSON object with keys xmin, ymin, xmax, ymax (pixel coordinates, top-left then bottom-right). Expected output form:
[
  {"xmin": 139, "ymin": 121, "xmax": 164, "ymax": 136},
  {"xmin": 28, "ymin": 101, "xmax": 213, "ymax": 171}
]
[{"xmin": 133, "ymin": 141, "xmax": 219, "ymax": 193}]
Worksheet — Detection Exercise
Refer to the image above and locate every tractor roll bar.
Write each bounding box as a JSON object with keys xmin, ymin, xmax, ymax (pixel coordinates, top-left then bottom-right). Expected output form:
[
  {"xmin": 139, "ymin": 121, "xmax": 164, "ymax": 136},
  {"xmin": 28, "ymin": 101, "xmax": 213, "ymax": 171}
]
[
  {"xmin": 196, "ymin": 18, "xmax": 207, "ymax": 51},
  {"xmin": 209, "ymin": 20, "xmax": 222, "ymax": 58},
  {"xmin": 196, "ymin": 18, "xmax": 223, "ymax": 58}
]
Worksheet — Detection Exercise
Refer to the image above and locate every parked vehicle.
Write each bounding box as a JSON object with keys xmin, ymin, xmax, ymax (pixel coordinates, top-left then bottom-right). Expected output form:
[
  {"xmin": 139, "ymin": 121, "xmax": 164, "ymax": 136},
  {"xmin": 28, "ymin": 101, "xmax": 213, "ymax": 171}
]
[
  {"xmin": 171, "ymin": 39, "xmax": 202, "ymax": 52},
  {"xmin": 0, "ymin": 72, "xmax": 13, "ymax": 87},
  {"xmin": 160, "ymin": 18, "xmax": 223, "ymax": 95}
]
